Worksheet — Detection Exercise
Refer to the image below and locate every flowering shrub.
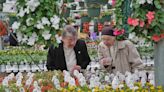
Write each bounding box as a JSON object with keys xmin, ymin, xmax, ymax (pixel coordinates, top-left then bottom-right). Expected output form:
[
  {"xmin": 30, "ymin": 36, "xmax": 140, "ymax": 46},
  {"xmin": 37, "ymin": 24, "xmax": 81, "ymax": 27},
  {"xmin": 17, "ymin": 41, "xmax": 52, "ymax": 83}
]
[
  {"xmin": 127, "ymin": 0, "xmax": 164, "ymax": 42},
  {"xmin": 114, "ymin": 0, "xmax": 164, "ymax": 43},
  {"xmin": 12, "ymin": 0, "xmax": 62, "ymax": 47}
]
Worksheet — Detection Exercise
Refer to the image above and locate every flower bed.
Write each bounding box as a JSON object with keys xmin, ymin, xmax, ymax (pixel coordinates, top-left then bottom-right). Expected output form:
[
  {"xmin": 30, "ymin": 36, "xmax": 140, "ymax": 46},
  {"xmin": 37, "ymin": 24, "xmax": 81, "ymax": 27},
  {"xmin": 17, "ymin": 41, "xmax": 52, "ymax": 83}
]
[{"xmin": 0, "ymin": 68, "xmax": 163, "ymax": 92}]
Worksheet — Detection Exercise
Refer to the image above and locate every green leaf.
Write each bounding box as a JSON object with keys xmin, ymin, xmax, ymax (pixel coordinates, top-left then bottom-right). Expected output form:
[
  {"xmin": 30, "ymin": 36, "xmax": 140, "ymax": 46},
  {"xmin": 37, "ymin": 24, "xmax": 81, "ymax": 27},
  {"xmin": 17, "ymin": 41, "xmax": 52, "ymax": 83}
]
[
  {"xmin": 154, "ymin": 0, "xmax": 162, "ymax": 9},
  {"xmin": 159, "ymin": 17, "xmax": 164, "ymax": 23},
  {"xmin": 150, "ymin": 21, "xmax": 157, "ymax": 27},
  {"xmin": 128, "ymin": 26, "xmax": 135, "ymax": 32}
]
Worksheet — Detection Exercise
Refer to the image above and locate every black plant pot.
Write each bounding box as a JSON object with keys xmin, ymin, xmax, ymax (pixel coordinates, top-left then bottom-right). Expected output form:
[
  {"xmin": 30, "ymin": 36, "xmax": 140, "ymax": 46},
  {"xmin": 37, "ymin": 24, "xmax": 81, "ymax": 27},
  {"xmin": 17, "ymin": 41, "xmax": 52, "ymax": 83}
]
[
  {"xmin": 87, "ymin": 7, "xmax": 100, "ymax": 17},
  {"xmin": 99, "ymin": 15, "xmax": 111, "ymax": 23},
  {"xmin": 81, "ymin": 16, "xmax": 91, "ymax": 23}
]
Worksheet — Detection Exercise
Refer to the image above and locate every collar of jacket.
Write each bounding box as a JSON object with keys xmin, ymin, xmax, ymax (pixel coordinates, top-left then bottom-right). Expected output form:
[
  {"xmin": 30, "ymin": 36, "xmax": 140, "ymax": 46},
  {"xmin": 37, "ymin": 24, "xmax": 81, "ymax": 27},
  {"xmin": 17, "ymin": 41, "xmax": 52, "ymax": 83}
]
[{"xmin": 115, "ymin": 40, "xmax": 126, "ymax": 50}]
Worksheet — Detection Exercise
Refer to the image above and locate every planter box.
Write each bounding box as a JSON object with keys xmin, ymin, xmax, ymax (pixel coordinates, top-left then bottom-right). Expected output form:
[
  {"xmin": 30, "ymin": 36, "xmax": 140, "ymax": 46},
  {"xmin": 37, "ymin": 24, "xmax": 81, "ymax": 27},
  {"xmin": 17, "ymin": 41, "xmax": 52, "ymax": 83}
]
[
  {"xmin": 87, "ymin": 7, "xmax": 100, "ymax": 17},
  {"xmin": 6, "ymin": 63, "xmax": 12, "ymax": 73},
  {"xmin": 0, "ymin": 64, "xmax": 5, "ymax": 72},
  {"xmin": 12, "ymin": 63, "xmax": 18, "ymax": 72}
]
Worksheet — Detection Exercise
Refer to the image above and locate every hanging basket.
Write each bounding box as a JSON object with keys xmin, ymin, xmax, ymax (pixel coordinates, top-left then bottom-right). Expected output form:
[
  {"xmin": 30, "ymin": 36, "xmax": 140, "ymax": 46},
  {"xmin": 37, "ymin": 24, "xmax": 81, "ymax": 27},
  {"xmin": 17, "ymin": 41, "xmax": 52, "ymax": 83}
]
[
  {"xmin": 99, "ymin": 0, "xmax": 109, "ymax": 5},
  {"xmin": 0, "ymin": 0, "xmax": 5, "ymax": 4},
  {"xmin": 71, "ymin": 4, "xmax": 76, "ymax": 10},
  {"xmin": 85, "ymin": 0, "xmax": 108, "ymax": 5},
  {"xmin": 62, "ymin": 7, "xmax": 70, "ymax": 18},
  {"xmin": 107, "ymin": 4, "xmax": 112, "ymax": 9},
  {"xmin": 81, "ymin": 16, "xmax": 91, "ymax": 23},
  {"xmin": 87, "ymin": 7, "xmax": 100, "ymax": 17},
  {"xmin": 99, "ymin": 15, "xmax": 111, "ymax": 23},
  {"xmin": 67, "ymin": 0, "xmax": 74, "ymax": 3},
  {"xmin": 79, "ymin": 1, "xmax": 85, "ymax": 8},
  {"xmin": 85, "ymin": 0, "xmax": 98, "ymax": 4}
]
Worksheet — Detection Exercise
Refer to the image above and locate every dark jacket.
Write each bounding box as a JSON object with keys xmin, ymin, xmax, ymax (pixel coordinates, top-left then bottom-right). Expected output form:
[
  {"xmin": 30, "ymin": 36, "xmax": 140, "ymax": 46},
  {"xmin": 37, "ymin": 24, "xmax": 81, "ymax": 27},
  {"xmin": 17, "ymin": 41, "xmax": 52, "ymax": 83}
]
[{"xmin": 46, "ymin": 39, "xmax": 91, "ymax": 71}]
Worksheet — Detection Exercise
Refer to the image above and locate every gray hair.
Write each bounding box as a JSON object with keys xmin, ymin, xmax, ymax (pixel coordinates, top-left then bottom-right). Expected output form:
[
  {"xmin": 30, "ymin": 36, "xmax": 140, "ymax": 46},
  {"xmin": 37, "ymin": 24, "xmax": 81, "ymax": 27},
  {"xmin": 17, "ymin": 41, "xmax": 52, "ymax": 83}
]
[{"xmin": 62, "ymin": 25, "xmax": 77, "ymax": 37}]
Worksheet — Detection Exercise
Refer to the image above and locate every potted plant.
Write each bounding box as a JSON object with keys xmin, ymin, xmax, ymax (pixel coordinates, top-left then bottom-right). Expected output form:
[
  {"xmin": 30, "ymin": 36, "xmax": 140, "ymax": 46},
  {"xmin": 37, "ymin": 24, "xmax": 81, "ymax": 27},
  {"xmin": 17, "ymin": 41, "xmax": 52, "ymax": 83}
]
[
  {"xmin": 85, "ymin": 0, "xmax": 108, "ymax": 5},
  {"xmin": 71, "ymin": 4, "xmax": 76, "ymax": 10},
  {"xmin": 62, "ymin": 7, "xmax": 71, "ymax": 18},
  {"xmin": 79, "ymin": 1, "xmax": 85, "ymax": 8},
  {"xmin": 80, "ymin": 12, "xmax": 91, "ymax": 23},
  {"xmin": 67, "ymin": 0, "xmax": 74, "ymax": 3},
  {"xmin": 87, "ymin": 4, "xmax": 101, "ymax": 17},
  {"xmin": 99, "ymin": 11, "xmax": 112, "ymax": 23}
]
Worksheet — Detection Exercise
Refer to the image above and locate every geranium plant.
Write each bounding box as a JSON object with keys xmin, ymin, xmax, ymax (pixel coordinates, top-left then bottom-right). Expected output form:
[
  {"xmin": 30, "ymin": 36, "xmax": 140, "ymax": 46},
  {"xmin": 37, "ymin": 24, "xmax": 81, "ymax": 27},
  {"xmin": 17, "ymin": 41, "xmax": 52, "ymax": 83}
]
[{"xmin": 127, "ymin": 0, "xmax": 164, "ymax": 42}]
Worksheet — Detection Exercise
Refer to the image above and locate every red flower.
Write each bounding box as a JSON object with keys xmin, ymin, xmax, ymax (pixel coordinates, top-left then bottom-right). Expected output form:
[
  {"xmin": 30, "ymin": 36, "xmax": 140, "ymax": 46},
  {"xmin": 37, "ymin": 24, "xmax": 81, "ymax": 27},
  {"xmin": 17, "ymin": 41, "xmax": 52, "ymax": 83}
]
[
  {"xmin": 152, "ymin": 34, "xmax": 161, "ymax": 42},
  {"xmin": 160, "ymin": 34, "xmax": 164, "ymax": 39},
  {"xmin": 114, "ymin": 29, "xmax": 125, "ymax": 36},
  {"xmin": 139, "ymin": 20, "xmax": 145, "ymax": 27}
]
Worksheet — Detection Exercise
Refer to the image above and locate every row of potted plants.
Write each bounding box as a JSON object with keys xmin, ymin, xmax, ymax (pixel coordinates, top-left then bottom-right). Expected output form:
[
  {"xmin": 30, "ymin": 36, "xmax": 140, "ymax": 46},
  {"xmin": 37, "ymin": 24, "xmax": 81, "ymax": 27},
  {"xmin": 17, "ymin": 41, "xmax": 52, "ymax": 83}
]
[{"xmin": 0, "ymin": 70, "xmax": 163, "ymax": 92}]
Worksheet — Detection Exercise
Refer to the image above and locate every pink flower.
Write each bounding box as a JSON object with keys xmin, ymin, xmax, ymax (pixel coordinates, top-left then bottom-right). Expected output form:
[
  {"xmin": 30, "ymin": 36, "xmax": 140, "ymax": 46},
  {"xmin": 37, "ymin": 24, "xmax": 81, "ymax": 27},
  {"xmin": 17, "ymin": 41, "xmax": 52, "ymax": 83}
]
[
  {"xmin": 146, "ymin": 11, "xmax": 155, "ymax": 24},
  {"xmin": 112, "ymin": 0, "xmax": 116, "ymax": 6},
  {"xmin": 132, "ymin": 18, "xmax": 139, "ymax": 27},
  {"xmin": 127, "ymin": 17, "xmax": 139, "ymax": 27},
  {"xmin": 146, "ymin": 11, "xmax": 155, "ymax": 20},
  {"xmin": 148, "ymin": 19, "xmax": 153, "ymax": 24},
  {"xmin": 114, "ymin": 29, "xmax": 125, "ymax": 36},
  {"xmin": 152, "ymin": 34, "xmax": 161, "ymax": 42},
  {"xmin": 139, "ymin": 20, "xmax": 145, "ymax": 27},
  {"xmin": 127, "ymin": 17, "xmax": 133, "ymax": 25}
]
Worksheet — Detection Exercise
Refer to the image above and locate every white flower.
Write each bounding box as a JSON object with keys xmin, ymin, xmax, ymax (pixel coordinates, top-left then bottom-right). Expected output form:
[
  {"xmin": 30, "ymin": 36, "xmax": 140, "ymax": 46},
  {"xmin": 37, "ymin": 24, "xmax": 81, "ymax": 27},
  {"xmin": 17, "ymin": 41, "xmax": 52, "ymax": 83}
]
[
  {"xmin": 25, "ymin": 6, "xmax": 30, "ymax": 14},
  {"xmin": 147, "ymin": 0, "xmax": 153, "ymax": 4},
  {"xmin": 55, "ymin": 34, "xmax": 61, "ymax": 43},
  {"xmin": 52, "ymin": 24, "xmax": 59, "ymax": 29},
  {"xmin": 36, "ymin": 21, "xmax": 44, "ymax": 29},
  {"xmin": 133, "ymin": 86, "xmax": 139, "ymax": 90},
  {"xmin": 119, "ymin": 84, "xmax": 124, "ymax": 89},
  {"xmin": 26, "ymin": 18, "xmax": 34, "ymax": 26},
  {"xmin": 26, "ymin": 0, "xmax": 40, "ymax": 12},
  {"xmin": 137, "ymin": 0, "xmax": 146, "ymax": 4},
  {"xmin": 51, "ymin": 15, "xmax": 60, "ymax": 29},
  {"xmin": 69, "ymin": 78, "xmax": 76, "ymax": 86},
  {"xmin": 105, "ymin": 75, "xmax": 110, "ymax": 82},
  {"xmin": 27, "ymin": 37, "xmax": 35, "ymax": 46},
  {"xmin": 112, "ymin": 76, "xmax": 120, "ymax": 89},
  {"xmin": 22, "ymin": 35, "xmax": 28, "ymax": 43},
  {"xmin": 41, "ymin": 17, "xmax": 50, "ymax": 26},
  {"xmin": 16, "ymin": 32, "xmax": 23, "ymax": 42},
  {"xmin": 27, "ymin": 32, "xmax": 38, "ymax": 46},
  {"xmin": 128, "ymin": 32, "xmax": 136, "ymax": 39},
  {"xmin": 17, "ymin": 7, "xmax": 26, "ymax": 17},
  {"xmin": 42, "ymin": 31, "xmax": 52, "ymax": 40},
  {"xmin": 12, "ymin": 22, "xmax": 20, "ymax": 30}
]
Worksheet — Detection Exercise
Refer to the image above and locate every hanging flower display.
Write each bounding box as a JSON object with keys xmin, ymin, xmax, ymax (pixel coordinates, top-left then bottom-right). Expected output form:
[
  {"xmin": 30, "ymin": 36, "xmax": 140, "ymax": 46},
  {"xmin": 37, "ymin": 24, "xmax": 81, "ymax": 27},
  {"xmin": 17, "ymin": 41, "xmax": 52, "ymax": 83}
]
[{"xmin": 13, "ymin": 0, "xmax": 63, "ymax": 47}]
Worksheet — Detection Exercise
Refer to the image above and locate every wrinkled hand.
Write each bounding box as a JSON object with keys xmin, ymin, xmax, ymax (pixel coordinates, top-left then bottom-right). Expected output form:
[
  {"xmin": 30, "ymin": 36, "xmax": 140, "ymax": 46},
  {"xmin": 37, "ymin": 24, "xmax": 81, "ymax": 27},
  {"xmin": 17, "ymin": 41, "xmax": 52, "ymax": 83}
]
[
  {"xmin": 71, "ymin": 65, "xmax": 81, "ymax": 74},
  {"xmin": 100, "ymin": 58, "xmax": 111, "ymax": 66}
]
